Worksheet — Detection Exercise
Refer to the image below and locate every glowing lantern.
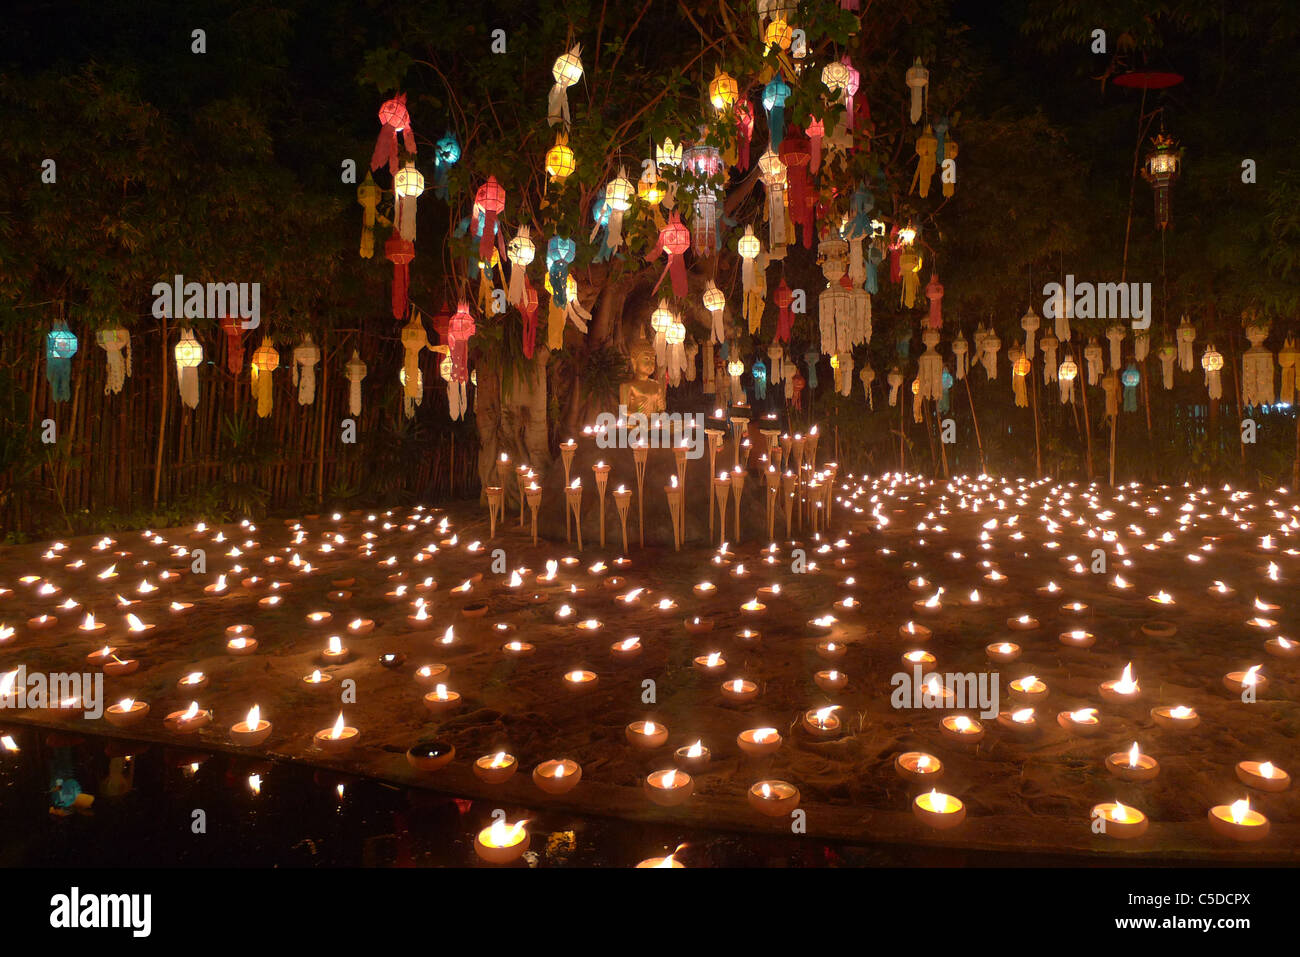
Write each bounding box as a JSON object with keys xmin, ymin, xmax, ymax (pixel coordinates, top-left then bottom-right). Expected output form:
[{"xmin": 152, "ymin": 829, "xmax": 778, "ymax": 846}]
[
  {"xmin": 905, "ymin": 58, "xmax": 928, "ymax": 124},
  {"xmin": 648, "ymin": 211, "xmax": 691, "ymax": 298},
  {"xmin": 250, "ymin": 339, "xmax": 279, "ymax": 418},
  {"xmin": 506, "ymin": 225, "xmax": 536, "ymax": 306},
  {"xmin": 1121, "ymin": 363, "xmax": 1140, "ymax": 412},
  {"xmin": 735, "ymin": 101, "xmax": 755, "ymax": 171},
  {"xmin": 401, "ymin": 314, "xmax": 431, "ymax": 401},
  {"xmin": 393, "ymin": 161, "xmax": 424, "ymax": 242},
  {"xmin": 46, "ymin": 321, "xmax": 79, "ymax": 403},
  {"xmin": 773, "ymin": 280, "xmax": 795, "ymax": 343},
  {"xmin": 738, "ymin": 226, "xmax": 766, "ymax": 333},
  {"xmin": 603, "ymin": 168, "xmax": 634, "ymax": 250},
  {"xmin": 95, "ymin": 326, "xmax": 131, "ymax": 395},
  {"xmin": 762, "ymin": 75, "xmax": 791, "ymax": 146},
  {"xmin": 709, "ymin": 69, "xmax": 738, "ymax": 110},
  {"xmin": 447, "ymin": 302, "xmax": 475, "ymax": 420},
  {"xmin": 650, "ymin": 300, "xmax": 675, "ymax": 369},
  {"xmin": 757, "ymin": 149, "xmax": 788, "ymax": 254},
  {"xmin": 1141, "ymin": 131, "xmax": 1181, "ymax": 230},
  {"xmin": 664, "ymin": 319, "xmax": 687, "ymax": 386},
  {"xmin": 779, "ymin": 130, "xmax": 813, "ymax": 248},
  {"xmin": 473, "ymin": 176, "xmax": 506, "ymax": 261},
  {"xmin": 1202, "ymin": 345, "xmax": 1224, "ymax": 400},
  {"xmin": 292, "ymin": 334, "xmax": 321, "ymax": 406},
  {"xmin": 1011, "ymin": 349, "xmax": 1030, "ymax": 408},
  {"xmin": 703, "ymin": 281, "xmax": 726, "ymax": 343},
  {"xmin": 763, "ymin": 18, "xmax": 793, "ymax": 53},
  {"xmin": 545, "ymin": 133, "xmax": 576, "ymax": 183},
  {"xmin": 174, "ymin": 329, "xmax": 203, "ymax": 409},
  {"xmin": 220, "ymin": 316, "xmax": 245, "ymax": 376},
  {"xmin": 371, "ymin": 93, "xmax": 415, "ymax": 175},
  {"xmin": 548, "ymin": 45, "xmax": 583, "ymax": 127},
  {"xmin": 753, "ymin": 358, "xmax": 768, "ymax": 400},
  {"xmin": 638, "ymin": 166, "xmax": 666, "ymax": 207},
  {"xmin": 432, "ymin": 131, "xmax": 460, "ymax": 198}
]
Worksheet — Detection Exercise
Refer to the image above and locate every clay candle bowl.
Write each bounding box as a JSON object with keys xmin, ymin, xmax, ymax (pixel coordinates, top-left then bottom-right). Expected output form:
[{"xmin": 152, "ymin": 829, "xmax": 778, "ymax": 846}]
[
  {"xmin": 226, "ymin": 635, "xmax": 258, "ymax": 656},
  {"xmin": 808, "ymin": 615, "xmax": 837, "ymax": 634},
  {"xmin": 747, "ymin": 780, "xmax": 799, "ymax": 817},
  {"xmin": 301, "ymin": 669, "xmax": 334, "ymax": 690},
  {"xmin": 902, "ymin": 650, "xmax": 936, "ymax": 668},
  {"xmin": 611, "ymin": 637, "xmax": 642, "ymax": 660},
  {"xmin": 533, "ymin": 758, "xmax": 581, "ymax": 794},
  {"xmin": 423, "ymin": 685, "xmax": 461, "ymax": 714},
  {"xmin": 1224, "ymin": 666, "xmax": 1268, "ymax": 696},
  {"xmin": 986, "ymin": 642, "xmax": 1021, "ymax": 665},
  {"xmin": 563, "ymin": 670, "xmax": 598, "ymax": 693},
  {"xmin": 693, "ymin": 582, "xmax": 717, "ymax": 597},
  {"xmin": 674, "ymin": 741, "xmax": 711, "ymax": 770},
  {"xmin": 314, "ymin": 713, "xmax": 359, "ymax": 752},
  {"xmin": 28, "ymin": 614, "xmax": 57, "ymax": 631},
  {"xmin": 913, "ymin": 789, "xmax": 965, "ymax": 830},
  {"xmin": 1150, "ymin": 704, "xmax": 1199, "ymax": 730},
  {"xmin": 737, "ymin": 727, "xmax": 782, "ymax": 756},
  {"xmin": 473, "ymin": 752, "xmax": 518, "ymax": 784},
  {"xmin": 740, "ymin": 599, "xmax": 767, "ymax": 618},
  {"xmin": 105, "ymin": 698, "xmax": 149, "ymax": 729},
  {"xmin": 230, "ymin": 706, "xmax": 271, "ymax": 746},
  {"xmin": 816, "ymin": 640, "xmax": 846, "ymax": 661},
  {"xmin": 1007, "ymin": 614, "xmax": 1039, "ymax": 632},
  {"xmin": 626, "ymin": 720, "xmax": 669, "ymax": 750},
  {"xmin": 1008, "ymin": 675, "xmax": 1048, "ymax": 705},
  {"xmin": 1106, "ymin": 742, "xmax": 1159, "ymax": 782},
  {"xmin": 103, "ymin": 656, "xmax": 139, "ymax": 677},
  {"xmin": 894, "ymin": 751, "xmax": 943, "ymax": 784},
  {"xmin": 1060, "ymin": 600, "xmax": 1089, "ymax": 615},
  {"xmin": 305, "ymin": 611, "xmax": 333, "ymax": 626},
  {"xmin": 815, "ymin": 669, "xmax": 847, "ymax": 691},
  {"xmin": 347, "ymin": 618, "xmax": 374, "ymax": 636},
  {"xmin": 684, "ymin": 616, "xmax": 715, "ymax": 634},
  {"xmin": 1208, "ymin": 581, "xmax": 1237, "ymax": 600},
  {"xmin": 1208, "ymin": 799, "xmax": 1270, "ymax": 842},
  {"xmin": 1059, "ymin": 629, "xmax": 1095, "ymax": 649},
  {"xmin": 997, "ymin": 708, "xmax": 1038, "ymax": 734},
  {"xmin": 1100, "ymin": 663, "xmax": 1140, "ymax": 702},
  {"xmin": 475, "ymin": 819, "xmax": 530, "ymax": 864},
  {"xmin": 1236, "ymin": 761, "xmax": 1290, "ymax": 793},
  {"xmin": 1090, "ymin": 801, "xmax": 1148, "ymax": 839},
  {"xmin": 502, "ymin": 640, "xmax": 535, "ymax": 657},
  {"xmin": 414, "ymin": 664, "xmax": 449, "ymax": 687},
  {"xmin": 1057, "ymin": 708, "xmax": 1103, "ymax": 736},
  {"xmin": 177, "ymin": 671, "xmax": 208, "ymax": 693},
  {"xmin": 913, "ymin": 592, "xmax": 943, "ymax": 615},
  {"xmin": 940, "ymin": 715, "xmax": 984, "ymax": 744},
  {"xmin": 78, "ymin": 613, "xmax": 106, "ymax": 636},
  {"xmin": 86, "ymin": 646, "xmax": 117, "ymax": 667},
  {"xmin": 802, "ymin": 706, "xmax": 842, "ymax": 738},
  {"xmin": 1265, "ymin": 636, "xmax": 1299, "ymax": 659},
  {"xmin": 721, "ymin": 678, "xmax": 758, "ymax": 702},
  {"xmin": 645, "ymin": 768, "xmax": 694, "ymax": 806},
  {"xmin": 693, "ymin": 652, "xmax": 726, "ymax": 674},
  {"xmin": 899, "ymin": 621, "xmax": 931, "ymax": 641},
  {"xmin": 406, "ymin": 739, "xmax": 455, "ymax": 772},
  {"xmin": 735, "ymin": 628, "xmax": 761, "ymax": 646},
  {"xmin": 164, "ymin": 702, "xmax": 211, "ymax": 734},
  {"xmin": 320, "ymin": 635, "xmax": 350, "ymax": 664}
]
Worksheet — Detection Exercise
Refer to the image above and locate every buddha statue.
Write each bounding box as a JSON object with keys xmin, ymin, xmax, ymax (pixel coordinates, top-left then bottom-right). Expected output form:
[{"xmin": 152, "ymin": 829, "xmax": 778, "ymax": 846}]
[{"xmin": 620, "ymin": 337, "xmax": 666, "ymax": 415}]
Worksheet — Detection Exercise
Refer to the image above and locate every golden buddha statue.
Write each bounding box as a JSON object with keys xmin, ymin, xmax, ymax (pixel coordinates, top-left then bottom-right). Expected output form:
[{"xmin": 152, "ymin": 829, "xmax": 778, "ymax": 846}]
[{"xmin": 620, "ymin": 337, "xmax": 666, "ymax": 415}]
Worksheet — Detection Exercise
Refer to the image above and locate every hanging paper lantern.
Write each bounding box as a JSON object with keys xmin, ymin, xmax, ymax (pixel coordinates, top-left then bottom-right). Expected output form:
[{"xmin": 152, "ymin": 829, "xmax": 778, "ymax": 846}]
[
  {"xmin": 1057, "ymin": 356, "xmax": 1078, "ymax": 404},
  {"xmin": 752, "ymin": 358, "xmax": 769, "ymax": 400},
  {"xmin": 345, "ymin": 350, "xmax": 367, "ymax": 417},
  {"xmin": 446, "ymin": 301, "xmax": 475, "ymax": 420},
  {"xmin": 473, "ymin": 176, "xmax": 506, "ymax": 263},
  {"xmin": 817, "ymin": 238, "xmax": 851, "ymax": 356},
  {"xmin": 981, "ymin": 329, "xmax": 1001, "ymax": 380},
  {"xmin": 951, "ymin": 336, "xmax": 969, "ymax": 380},
  {"xmin": 859, "ymin": 364, "xmax": 875, "ymax": 408},
  {"xmin": 357, "ymin": 172, "xmax": 381, "ymax": 258},
  {"xmin": 939, "ymin": 367, "xmax": 954, "ymax": 412},
  {"xmin": 546, "ymin": 237, "xmax": 578, "ymax": 349},
  {"xmin": 789, "ymin": 369, "xmax": 806, "ymax": 411},
  {"xmin": 757, "ymin": 149, "xmax": 788, "ymax": 255},
  {"xmin": 773, "ymin": 279, "xmax": 795, "ymax": 343},
  {"xmin": 392, "ymin": 160, "xmax": 424, "ymax": 244},
  {"xmin": 371, "ymin": 93, "xmax": 415, "ymax": 175},
  {"xmin": 519, "ymin": 282, "xmax": 541, "ymax": 359},
  {"xmin": 1242, "ymin": 322, "xmax": 1275, "ymax": 409},
  {"xmin": 918, "ymin": 329, "xmax": 943, "ymax": 402},
  {"xmin": 292, "ymin": 335, "xmax": 321, "ymax": 406},
  {"xmin": 738, "ymin": 226, "xmax": 766, "ymax": 334},
  {"xmin": 735, "ymin": 101, "xmax": 755, "ymax": 171},
  {"xmin": 220, "ymin": 315, "xmax": 245, "ymax": 376},
  {"xmin": 1176, "ymin": 316, "xmax": 1196, "ymax": 372},
  {"xmin": 1158, "ymin": 343, "xmax": 1177, "ymax": 390},
  {"xmin": 763, "ymin": 18, "xmax": 793, "ymax": 53},
  {"xmin": 507, "ymin": 225, "xmax": 535, "ymax": 306},
  {"xmin": 1040, "ymin": 332, "xmax": 1059, "ymax": 384},
  {"xmin": 432, "ymin": 131, "xmax": 460, "ymax": 199},
  {"xmin": 401, "ymin": 314, "xmax": 431, "ymax": 400},
  {"xmin": 664, "ymin": 319, "xmax": 687, "ymax": 386},
  {"xmin": 649, "ymin": 300, "xmax": 675, "ymax": 370},
  {"xmin": 548, "ymin": 45, "xmax": 584, "ymax": 127},
  {"xmin": 1011, "ymin": 348, "xmax": 1030, "ymax": 408},
  {"xmin": 648, "ymin": 211, "xmax": 691, "ymax": 298},
  {"xmin": 174, "ymin": 328, "xmax": 203, "ymax": 409},
  {"xmin": 1083, "ymin": 339, "xmax": 1103, "ymax": 386},
  {"xmin": 905, "ymin": 58, "xmax": 928, "ymax": 124},
  {"xmin": 762, "ymin": 75, "xmax": 791, "ymax": 147},
  {"xmin": 45, "ymin": 321, "xmax": 78, "ymax": 403},
  {"xmin": 1101, "ymin": 371, "xmax": 1120, "ymax": 419},
  {"xmin": 898, "ymin": 248, "xmax": 922, "ymax": 309},
  {"xmin": 914, "ymin": 125, "xmax": 938, "ymax": 198},
  {"xmin": 924, "ymin": 273, "xmax": 944, "ymax": 330},
  {"xmin": 778, "ymin": 130, "xmax": 813, "ymax": 248},
  {"xmin": 250, "ymin": 339, "xmax": 279, "ymax": 418},
  {"xmin": 399, "ymin": 366, "xmax": 424, "ymax": 419},
  {"xmin": 1121, "ymin": 363, "xmax": 1140, "ymax": 412},
  {"xmin": 1278, "ymin": 338, "xmax": 1299, "ymax": 404},
  {"xmin": 709, "ymin": 69, "xmax": 738, "ymax": 110},
  {"xmin": 96, "ymin": 326, "xmax": 131, "ymax": 396},
  {"xmin": 384, "ymin": 233, "xmax": 416, "ymax": 320},
  {"xmin": 545, "ymin": 133, "xmax": 576, "ymax": 183},
  {"xmin": 604, "ymin": 168, "xmax": 635, "ymax": 251},
  {"xmin": 1106, "ymin": 323, "xmax": 1126, "ymax": 371},
  {"xmin": 1020, "ymin": 307, "xmax": 1041, "ymax": 355},
  {"xmin": 1141, "ymin": 131, "xmax": 1182, "ymax": 230},
  {"xmin": 638, "ymin": 165, "xmax": 666, "ymax": 207},
  {"xmin": 726, "ymin": 356, "xmax": 745, "ymax": 404},
  {"xmin": 703, "ymin": 281, "xmax": 727, "ymax": 343}
]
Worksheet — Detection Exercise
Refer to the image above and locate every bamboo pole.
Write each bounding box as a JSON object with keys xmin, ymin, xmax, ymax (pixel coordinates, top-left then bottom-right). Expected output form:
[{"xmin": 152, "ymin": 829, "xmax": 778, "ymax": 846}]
[{"xmin": 153, "ymin": 316, "xmax": 169, "ymax": 507}]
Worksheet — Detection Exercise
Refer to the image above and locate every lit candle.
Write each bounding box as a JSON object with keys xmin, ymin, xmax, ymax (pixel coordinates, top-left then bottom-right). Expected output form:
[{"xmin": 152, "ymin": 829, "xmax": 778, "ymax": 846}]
[
  {"xmin": 747, "ymin": 780, "xmax": 800, "ymax": 817},
  {"xmin": 320, "ymin": 635, "xmax": 350, "ymax": 663},
  {"xmin": 1264, "ymin": 636, "xmax": 1298, "ymax": 659},
  {"xmin": 1207, "ymin": 798, "xmax": 1269, "ymax": 842},
  {"xmin": 894, "ymin": 751, "xmax": 943, "ymax": 784},
  {"xmin": 1099, "ymin": 662, "xmax": 1140, "ymax": 702},
  {"xmin": 693, "ymin": 651, "xmax": 726, "ymax": 673},
  {"xmin": 1058, "ymin": 629, "xmax": 1095, "ymax": 648},
  {"xmin": 474, "ymin": 818, "xmax": 530, "ymax": 864},
  {"xmin": 1150, "ymin": 704, "xmax": 1199, "ymax": 730},
  {"xmin": 674, "ymin": 740, "xmax": 711, "ymax": 770},
  {"xmin": 913, "ymin": 789, "xmax": 965, "ymax": 830},
  {"xmin": 1007, "ymin": 613, "xmax": 1039, "ymax": 631},
  {"xmin": 684, "ymin": 616, "xmax": 715, "ymax": 634},
  {"xmin": 737, "ymin": 727, "xmax": 782, "ymax": 756},
  {"xmin": 177, "ymin": 671, "xmax": 208, "ymax": 692},
  {"xmin": 802, "ymin": 705, "xmax": 842, "ymax": 737},
  {"xmin": 898, "ymin": 620, "xmax": 932, "ymax": 641},
  {"xmin": 720, "ymin": 678, "xmax": 758, "ymax": 702},
  {"xmin": 226, "ymin": 635, "xmax": 258, "ymax": 655},
  {"xmin": 626, "ymin": 720, "xmax": 669, "ymax": 750},
  {"xmin": 1223, "ymin": 665, "xmax": 1268, "ymax": 696},
  {"xmin": 1057, "ymin": 707, "xmax": 1103, "ymax": 736},
  {"xmin": 563, "ymin": 669, "xmax": 598, "ymax": 692},
  {"xmin": 314, "ymin": 712, "xmax": 359, "ymax": 752},
  {"xmin": 502, "ymin": 640, "xmax": 535, "ymax": 656},
  {"xmin": 533, "ymin": 758, "xmax": 581, "ymax": 794},
  {"xmin": 1235, "ymin": 760, "xmax": 1290, "ymax": 793},
  {"xmin": 301, "ymin": 669, "xmax": 334, "ymax": 689},
  {"xmin": 105, "ymin": 697, "xmax": 149, "ymax": 729},
  {"xmin": 1008, "ymin": 674, "xmax": 1048, "ymax": 704},
  {"xmin": 1106, "ymin": 741, "xmax": 1159, "ymax": 782},
  {"xmin": 611, "ymin": 636, "xmax": 642, "ymax": 659},
  {"xmin": 996, "ymin": 707, "xmax": 1038, "ymax": 732},
  {"xmin": 423, "ymin": 684, "xmax": 461, "ymax": 714},
  {"xmin": 164, "ymin": 701, "xmax": 211, "ymax": 734},
  {"xmin": 473, "ymin": 752, "xmax": 518, "ymax": 784},
  {"xmin": 940, "ymin": 714, "xmax": 984, "ymax": 744},
  {"xmin": 644, "ymin": 768, "xmax": 693, "ymax": 806},
  {"xmin": 1090, "ymin": 800, "xmax": 1148, "ymax": 839},
  {"xmin": 814, "ymin": 669, "xmax": 847, "ymax": 691},
  {"xmin": 986, "ymin": 642, "xmax": 1021, "ymax": 664},
  {"xmin": 815, "ymin": 640, "xmax": 846, "ymax": 661}
]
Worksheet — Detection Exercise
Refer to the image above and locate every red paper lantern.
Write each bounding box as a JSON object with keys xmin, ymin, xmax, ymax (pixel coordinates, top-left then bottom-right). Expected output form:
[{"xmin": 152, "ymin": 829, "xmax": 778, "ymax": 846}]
[
  {"xmin": 371, "ymin": 93, "xmax": 416, "ymax": 175},
  {"xmin": 779, "ymin": 130, "xmax": 813, "ymax": 247},
  {"xmin": 649, "ymin": 211, "xmax": 692, "ymax": 298},
  {"xmin": 385, "ymin": 234, "xmax": 416, "ymax": 320},
  {"xmin": 475, "ymin": 177, "xmax": 506, "ymax": 262},
  {"xmin": 773, "ymin": 279, "xmax": 795, "ymax": 343},
  {"xmin": 448, "ymin": 302, "xmax": 476, "ymax": 382}
]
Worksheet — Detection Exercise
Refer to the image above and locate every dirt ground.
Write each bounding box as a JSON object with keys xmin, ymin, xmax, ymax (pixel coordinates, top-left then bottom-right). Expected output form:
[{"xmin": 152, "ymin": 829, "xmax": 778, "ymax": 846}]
[{"xmin": 1, "ymin": 472, "xmax": 1296, "ymax": 862}]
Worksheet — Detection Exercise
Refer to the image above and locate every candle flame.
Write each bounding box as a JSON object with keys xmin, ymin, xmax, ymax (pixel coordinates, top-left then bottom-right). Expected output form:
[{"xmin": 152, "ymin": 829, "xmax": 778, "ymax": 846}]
[
  {"xmin": 1260, "ymin": 762, "xmax": 1276, "ymax": 778},
  {"xmin": 330, "ymin": 713, "xmax": 346, "ymax": 739},
  {"xmin": 686, "ymin": 740, "xmax": 703, "ymax": 758},
  {"xmin": 929, "ymin": 789, "xmax": 950, "ymax": 813},
  {"xmin": 1230, "ymin": 798, "xmax": 1250, "ymax": 824}
]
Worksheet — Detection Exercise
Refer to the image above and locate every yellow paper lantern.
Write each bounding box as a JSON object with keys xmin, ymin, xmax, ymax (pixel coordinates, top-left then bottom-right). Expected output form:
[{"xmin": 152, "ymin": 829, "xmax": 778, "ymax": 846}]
[
  {"xmin": 703, "ymin": 286, "xmax": 726, "ymax": 313},
  {"xmin": 545, "ymin": 134, "xmax": 576, "ymax": 182},
  {"xmin": 727, "ymin": 358, "xmax": 745, "ymax": 377},
  {"xmin": 250, "ymin": 340, "xmax": 280, "ymax": 418},
  {"xmin": 638, "ymin": 169, "xmax": 665, "ymax": 206},
  {"xmin": 764, "ymin": 18, "xmax": 793, "ymax": 52},
  {"xmin": 709, "ymin": 70, "xmax": 738, "ymax": 110},
  {"xmin": 1202, "ymin": 347, "xmax": 1224, "ymax": 373},
  {"xmin": 1058, "ymin": 358, "xmax": 1078, "ymax": 382},
  {"xmin": 606, "ymin": 174, "xmax": 635, "ymax": 211}
]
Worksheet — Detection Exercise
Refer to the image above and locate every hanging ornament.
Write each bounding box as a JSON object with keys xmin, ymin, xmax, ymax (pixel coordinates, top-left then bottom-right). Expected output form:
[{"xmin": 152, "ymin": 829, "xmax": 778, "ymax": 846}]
[
  {"xmin": 648, "ymin": 211, "xmax": 691, "ymax": 298},
  {"xmin": 735, "ymin": 100, "xmax": 755, "ymax": 172},
  {"xmin": 703, "ymin": 281, "xmax": 727, "ymax": 343},
  {"xmin": 220, "ymin": 316, "xmax": 245, "ymax": 376},
  {"xmin": 637, "ymin": 164, "xmax": 667, "ymax": 228},
  {"xmin": 394, "ymin": 161, "xmax": 424, "ymax": 242},
  {"xmin": 951, "ymin": 335, "xmax": 969, "ymax": 380},
  {"xmin": 778, "ymin": 129, "xmax": 813, "ymax": 248},
  {"xmin": 981, "ymin": 328, "xmax": 1001, "ymax": 380},
  {"xmin": 727, "ymin": 357, "xmax": 745, "ymax": 404},
  {"xmin": 924, "ymin": 272, "xmax": 944, "ymax": 330},
  {"xmin": 1101, "ymin": 371, "xmax": 1119, "ymax": 419},
  {"xmin": 473, "ymin": 177, "xmax": 506, "ymax": 262},
  {"xmin": 818, "ymin": 238, "xmax": 852, "ymax": 356},
  {"xmin": 45, "ymin": 321, "xmax": 78, "ymax": 403},
  {"xmin": 250, "ymin": 339, "xmax": 279, "ymax": 418},
  {"xmin": 546, "ymin": 271, "xmax": 590, "ymax": 348},
  {"xmin": 918, "ymin": 329, "xmax": 943, "ymax": 402},
  {"xmin": 371, "ymin": 94, "xmax": 416, "ymax": 175},
  {"xmin": 1122, "ymin": 363, "xmax": 1140, "ymax": 412},
  {"xmin": 292, "ymin": 334, "xmax": 320, "ymax": 406},
  {"xmin": 544, "ymin": 132, "xmax": 577, "ymax": 184},
  {"xmin": 96, "ymin": 326, "xmax": 131, "ymax": 395},
  {"xmin": 905, "ymin": 58, "xmax": 928, "ymax": 124},
  {"xmin": 507, "ymin": 226, "xmax": 535, "ymax": 306},
  {"xmin": 1279, "ymin": 338, "xmax": 1299, "ymax": 404},
  {"xmin": 1141, "ymin": 131, "xmax": 1182, "ymax": 230},
  {"xmin": 1177, "ymin": 316, "xmax": 1196, "ymax": 372},
  {"xmin": 913, "ymin": 125, "xmax": 937, "ymax": 198},
  {"xmin": 804, "ymin": 350, "xmax": 820, "ymax": 390},
  {"xmin": 1009, "ymin": 347, "xmax": 1029, "ymax": 408},
  {"xmin": 1057, "ymin": 356, "xmax": 1078, "ymax": 404},
  {"xmin": 657, "ymin": 137, "xmax": 683, "ymax": 209},
  {"xmin": 1084, "ymin": 339, "xmax": 1103, "ymax": 386},
  {"xmin": 1158, "ymin": 343, "xmax": 1176, "ymax": 390},
  {"xmin": 806, "ymin": 117, "xmax": 824, "ymax": 173},
  {"xmin": 767, "ymin": 343, "xmax": 786, "ymax": 388},
  {"xmin": 1242, "ymin": 322, "xmax": 1275, "ymax": 409},
  {"xmin": 650, "ymin": 301, "xmax": 675, "ymax": 371},
  {"xmin": 709, "ymin": 69, "xmax": 738, "ymax": 111},
  {"xmin": 665, "ymin": 320, "xmax": 688, "ymax": 387},
  {"xmin": 357, "ymin": 173, "xmax": 381, "ymax": 258},
  {"xmin": 1106, "ymin": 323, "xmax": 1126, "ymax": 371},
  {"xmin": 837, "ymin": 352, "xmax": 854, "ymax": 396},
  {"xmin": 1134, "ymin": 329, "xmax": 1150, "ymax": 363},
  {"xmin": 603, "ymin": 168, "xmax": 634, "ymax": 252},
  {"xmin": 401, "ymin": 365, "xmax": 425, "ymax": 419},
  {"xmin": 546, "ymin": 234, "xmax": 576, "ymax": 310},
  {"xmin": 773, "ymin": 279, "xmax": 795, "ymax": 343},
  {"xmin": 757, "ymin": 150, "xmax": 789, "ymax": 257},
  {"xmin": 519, "ymin": 282, "xmax": 541, "ymax": 360},
  {"xmin": 345, "ymin": 350, "xmax": 367, "ymax": 417},
  {"xmin": 1020, "ymin": 307, "xmax": 1041, "ymax": 355},
  {"xmin": 400, "ymin": 313, "xmax": 431, "ymax": 402},
  {"xmin": 898, "ymin": 248, "xmax": 922, "ymax": 309},
  {"xmin": 447, "ymin": 302, "xmax": 475, "ymax": 421},
  {"xmin": 1040, "ymin": 332, "xmax": 1059, "ymax": 384},
  {"xmin": 860, "ymin": 365, "xmax": 875, "ymax": 408},
  {"xmin": 384, "ymin": 233, "xmax": 415, "ymax": 320},
  {"xmin": 887, "ymin": 368, "xmax": 904, "ymax": 407},
  {"xmin": 752, "ymin": 358, "xmax": 769, "ymax": 400},
  {"xmin": 762, "ymin": 74, "xmax": 791, "ymax": 146},
  {"xmin": 689, "ymin": 186, "xmax": 720, "ymax": 258},
  {"xmin": 432, "ymin": 131, "xmax": 460, "ymax": 199},
  {"xmin": 548, "ymin": 45, "xmax": 583, "ymax": 127},
  {"xmin": 738, "ymin": 228, "xmax": 767, "ymax": 334},
  {"xmin": 174, "ymin": 328, "xmax": 202, "ymax": 409}
]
